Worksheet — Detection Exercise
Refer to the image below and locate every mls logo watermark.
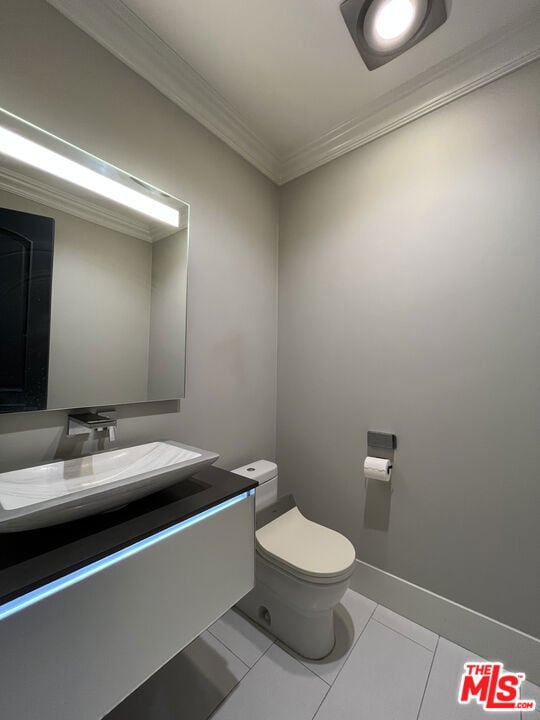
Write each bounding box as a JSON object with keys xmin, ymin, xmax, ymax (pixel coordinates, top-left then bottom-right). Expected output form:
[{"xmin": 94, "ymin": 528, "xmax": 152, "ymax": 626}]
[{"xmin": 459, "ymin": 663, "xmax": 536, "ymax": 712}]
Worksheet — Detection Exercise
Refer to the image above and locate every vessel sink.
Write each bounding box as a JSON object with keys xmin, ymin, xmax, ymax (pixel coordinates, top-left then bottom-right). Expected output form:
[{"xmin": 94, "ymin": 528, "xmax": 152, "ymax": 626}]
[{"xmin": 0, "ymin": 441, "xmax": 219, "ymax": 532}]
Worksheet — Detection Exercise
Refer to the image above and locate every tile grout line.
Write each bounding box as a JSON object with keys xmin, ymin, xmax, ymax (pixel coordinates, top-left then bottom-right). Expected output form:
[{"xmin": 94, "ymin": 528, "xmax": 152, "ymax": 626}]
[
  {"xmin": 415, "ymin": 635, "xmax": 440, "ymax": 720},
  {"xmin": 271, "ymin": 638, "xmax": 333, "ymax": 687},
  {"xmin": 206, "ymin": 625, "xmax": 258, "ymax": 672},
  {"xmin": 371, "ymin": 617, "xmax": 437, "ymax": 654},
  {"xmin": 301, "ymin": 600, "xmax": 380, "ymax": 686},
  {"xmin": 207, "ymin": 641, "xmax": 276, "ymax": 720},
  {"xmin": 311, "ymin": 602, "xmax": 379, "ymax": 720},
  {"xmin": 310, "ymin": 679, "xmax": 332, "ymax": 720},
  {"xmin": 327, "ymin": 602, "xmax": 378, "ymax": 686},
  {"xmin": 208, "ymin": 617, "xmax": 331, "ymax": 687},
  {"xmin": 207, "ymin": 608, "xmax": 275, "ymax": 663}
]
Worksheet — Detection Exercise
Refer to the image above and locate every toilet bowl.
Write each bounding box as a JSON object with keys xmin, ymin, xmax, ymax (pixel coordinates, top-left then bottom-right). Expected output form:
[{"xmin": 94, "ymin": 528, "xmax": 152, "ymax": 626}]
[{"xmin": 232, "ymin": 460, "xmax": 356, "ymax": 660}]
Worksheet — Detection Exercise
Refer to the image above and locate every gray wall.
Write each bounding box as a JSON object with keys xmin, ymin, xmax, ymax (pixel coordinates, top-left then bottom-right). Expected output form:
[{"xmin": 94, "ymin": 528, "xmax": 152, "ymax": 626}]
[
  {"xmin": 0, "ymin": 0, "xmax": 278, "ymax": 470},
  {"xmin": 148, "ymin": 229, "xmax": 188, "ymax": 401},
  {"xmin": 278, "ymin": 61, "xmax": 540, "ymax": 638}
]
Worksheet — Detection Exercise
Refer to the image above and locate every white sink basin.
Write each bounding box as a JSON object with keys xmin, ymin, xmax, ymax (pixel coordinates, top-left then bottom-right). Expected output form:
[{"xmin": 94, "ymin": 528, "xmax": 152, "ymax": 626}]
[{"xmin": 0, "ymin": 440, "xmax": 219, "ymax": 532}]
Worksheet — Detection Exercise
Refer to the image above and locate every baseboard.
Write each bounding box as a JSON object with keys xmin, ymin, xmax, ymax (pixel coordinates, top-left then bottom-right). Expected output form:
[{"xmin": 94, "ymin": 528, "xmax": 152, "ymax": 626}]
[{"xmin": 350, "ymin": 559, "xmax": 540, "ymax": 686}]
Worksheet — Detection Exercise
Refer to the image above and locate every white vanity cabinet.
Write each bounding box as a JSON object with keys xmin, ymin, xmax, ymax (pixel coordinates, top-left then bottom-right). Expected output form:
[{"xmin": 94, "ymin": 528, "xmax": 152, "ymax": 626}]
[{"xmin": 0, "ymin": 492, "xmax": 255, "ymax": 720}]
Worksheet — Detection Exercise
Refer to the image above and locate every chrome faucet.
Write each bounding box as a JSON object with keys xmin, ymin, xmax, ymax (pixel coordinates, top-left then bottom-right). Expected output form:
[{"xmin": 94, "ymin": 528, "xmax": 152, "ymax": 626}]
[{"xmin": 67, "ymin": 412, "xmax": 117, "ymax": 442}]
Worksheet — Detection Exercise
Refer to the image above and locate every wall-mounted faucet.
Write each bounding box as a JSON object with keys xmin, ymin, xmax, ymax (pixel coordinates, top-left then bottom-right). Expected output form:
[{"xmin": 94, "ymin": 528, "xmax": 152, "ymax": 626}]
[{"xmin": 67, "ymin": 412, "xmax": 117, "ymax": 443}]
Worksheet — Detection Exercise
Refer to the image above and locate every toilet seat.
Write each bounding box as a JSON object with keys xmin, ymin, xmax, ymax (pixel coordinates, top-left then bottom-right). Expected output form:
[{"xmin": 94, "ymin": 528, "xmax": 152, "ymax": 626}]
[{"xmin": 255, "ymin": 507, "xmax": 356, "ymax": 582}]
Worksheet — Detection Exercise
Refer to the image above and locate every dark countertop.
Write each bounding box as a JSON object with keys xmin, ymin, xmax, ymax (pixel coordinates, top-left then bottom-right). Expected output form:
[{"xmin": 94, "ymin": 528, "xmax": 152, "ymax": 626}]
[{"xmin": 0, "ymin": 466, "xmax": 256, "ymax": 606}]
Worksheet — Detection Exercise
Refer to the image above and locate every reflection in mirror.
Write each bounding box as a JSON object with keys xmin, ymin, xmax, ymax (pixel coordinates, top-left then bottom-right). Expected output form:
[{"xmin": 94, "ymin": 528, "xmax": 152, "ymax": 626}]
[{"xmin": 0, "ymin": 109, "xmax": 189, "ymax": 413}]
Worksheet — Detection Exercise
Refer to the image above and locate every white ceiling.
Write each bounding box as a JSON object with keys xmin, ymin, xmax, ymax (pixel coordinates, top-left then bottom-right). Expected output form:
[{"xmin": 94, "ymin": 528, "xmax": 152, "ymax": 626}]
[{"xmin": 48, "ymin": 0, "xmax": 540, "ymax": 183}]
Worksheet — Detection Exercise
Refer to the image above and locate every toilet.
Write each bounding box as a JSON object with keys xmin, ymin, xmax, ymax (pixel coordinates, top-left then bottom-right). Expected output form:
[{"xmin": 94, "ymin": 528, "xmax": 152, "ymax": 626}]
[{"xmin": 232, "ymin": 460, "xmax": 356, "ymax": 660}]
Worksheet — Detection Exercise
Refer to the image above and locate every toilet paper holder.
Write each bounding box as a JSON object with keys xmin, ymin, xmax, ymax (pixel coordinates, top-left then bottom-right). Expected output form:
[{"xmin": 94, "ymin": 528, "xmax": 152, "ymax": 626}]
[
  {"xmin": 367, "ymin": 431, "xmax": 397, "ymax": 450},
  {"xmin": 365, "ymin": 431, "xmax": 396, "ymax": 487}
]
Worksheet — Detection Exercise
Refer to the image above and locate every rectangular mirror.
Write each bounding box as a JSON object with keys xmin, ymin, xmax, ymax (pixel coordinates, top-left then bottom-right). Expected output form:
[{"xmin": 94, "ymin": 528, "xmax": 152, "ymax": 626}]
[{"xmin": 0, "ymin": 109, "xmax": 189, "ymax": 413}]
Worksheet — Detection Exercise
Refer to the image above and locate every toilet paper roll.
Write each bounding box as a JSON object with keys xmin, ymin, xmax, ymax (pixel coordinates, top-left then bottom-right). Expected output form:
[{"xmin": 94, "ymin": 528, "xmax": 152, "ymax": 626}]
[{"xmin": 364, "ymin": 456, "xmax": 392, "ymax": 482}]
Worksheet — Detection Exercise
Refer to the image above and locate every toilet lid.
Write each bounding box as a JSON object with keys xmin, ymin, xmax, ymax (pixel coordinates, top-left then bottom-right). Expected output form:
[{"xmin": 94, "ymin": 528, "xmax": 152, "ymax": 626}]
[{"xmin": 255, "ymin": 507, "xmax": 356, "ymax": 579}]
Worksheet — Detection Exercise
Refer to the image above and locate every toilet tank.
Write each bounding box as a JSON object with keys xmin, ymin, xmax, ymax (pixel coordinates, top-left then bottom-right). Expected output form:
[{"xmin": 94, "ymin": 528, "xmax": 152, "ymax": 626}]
[{"xmin": 232, "ymin": 460, "xmax": 277, "ymax": 511}]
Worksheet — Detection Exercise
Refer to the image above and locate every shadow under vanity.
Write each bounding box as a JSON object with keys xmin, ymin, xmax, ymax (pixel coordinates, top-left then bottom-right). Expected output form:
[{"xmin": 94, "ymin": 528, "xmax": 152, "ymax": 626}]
[{"xmin": 0, "ymin": 108, "xmax": 255, "ymax": 720}]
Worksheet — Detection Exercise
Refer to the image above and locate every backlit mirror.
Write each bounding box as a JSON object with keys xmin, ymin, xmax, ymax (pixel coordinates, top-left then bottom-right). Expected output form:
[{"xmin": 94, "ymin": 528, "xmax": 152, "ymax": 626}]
[{"xmin": 0, "ymin": 108, "xmax": 189, "ymax": 413}]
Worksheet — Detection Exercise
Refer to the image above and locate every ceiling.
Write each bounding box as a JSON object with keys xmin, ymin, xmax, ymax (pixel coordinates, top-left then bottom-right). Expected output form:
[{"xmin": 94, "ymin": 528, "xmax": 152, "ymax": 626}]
[{"xmin": 47, "ymin": 0, "xmax": 540, "ymax": 183}]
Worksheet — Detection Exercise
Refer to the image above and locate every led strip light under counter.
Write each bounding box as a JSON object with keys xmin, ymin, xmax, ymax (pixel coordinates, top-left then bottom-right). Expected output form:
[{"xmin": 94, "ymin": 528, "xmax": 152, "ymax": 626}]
[{"xmin": 0, "ymin": 489, "xmax": 254, "ymax": 623}]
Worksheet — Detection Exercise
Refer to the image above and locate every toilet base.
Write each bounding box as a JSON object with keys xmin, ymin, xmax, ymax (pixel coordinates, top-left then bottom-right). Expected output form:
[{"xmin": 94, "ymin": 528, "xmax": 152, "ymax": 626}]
[
  {"xmin": 237, "ymin": 584, "xmax": 336, "ymax": 659},
  {"xmin": 236, "ymin": 553, "xmax": 353, "ymax": 660}
]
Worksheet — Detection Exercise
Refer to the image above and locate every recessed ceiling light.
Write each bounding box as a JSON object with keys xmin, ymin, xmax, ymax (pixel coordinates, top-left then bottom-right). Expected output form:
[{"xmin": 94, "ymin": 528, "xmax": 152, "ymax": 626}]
[
  {"xmin": 365, "ymin": 0, "xmax": 428, "ymax": 52},
  {"xmin": 341, "ymin": 0, "xmax": 448, "ymax": 70}
]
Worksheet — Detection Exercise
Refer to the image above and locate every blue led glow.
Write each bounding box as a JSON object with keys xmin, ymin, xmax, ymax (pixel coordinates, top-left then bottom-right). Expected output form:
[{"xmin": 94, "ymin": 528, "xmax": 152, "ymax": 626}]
[{"xmin": 0, "ymin": 489, "xmax": 254, "ymax": 622}]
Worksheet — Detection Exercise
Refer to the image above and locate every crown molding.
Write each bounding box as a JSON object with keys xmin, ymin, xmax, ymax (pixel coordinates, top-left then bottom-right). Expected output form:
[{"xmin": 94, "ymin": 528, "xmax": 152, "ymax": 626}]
[
  {"xmin": 279, "ymin": 10, "xmax": 540, "ymax": 183},
  {"xmin": 0, "ymin": 167, "xmax": 188, "ymax": 242},
  {"xmin": 46, "ymin": 0, "xmax": 281, "ymax": 182},
  {"xmin": 47, "ymin": 1, "xmax": 540, "ymax": 186}
]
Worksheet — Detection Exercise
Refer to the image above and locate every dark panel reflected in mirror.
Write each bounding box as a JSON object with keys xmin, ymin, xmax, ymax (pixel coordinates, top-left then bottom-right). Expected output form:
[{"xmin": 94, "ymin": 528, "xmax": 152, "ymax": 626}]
[
  {"xmin": 0, "ymin": 108, "xmax": 189, "ymax": 413},
  {"xmin": 0, "ymin": 207, "xmax": 54, "ymax": 412}
]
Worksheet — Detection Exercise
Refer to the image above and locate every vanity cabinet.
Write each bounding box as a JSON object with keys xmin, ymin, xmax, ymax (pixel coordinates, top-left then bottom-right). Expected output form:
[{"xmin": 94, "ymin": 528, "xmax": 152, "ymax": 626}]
[{"xmin": 0, "ymin": 488, "xmax": 255, "ymax": 720}]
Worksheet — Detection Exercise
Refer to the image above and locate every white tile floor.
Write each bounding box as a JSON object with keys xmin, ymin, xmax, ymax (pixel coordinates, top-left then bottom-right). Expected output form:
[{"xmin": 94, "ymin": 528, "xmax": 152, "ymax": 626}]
[{"xmin": 107, "ymin": 589, "xmax": 539, "ymax": 720}]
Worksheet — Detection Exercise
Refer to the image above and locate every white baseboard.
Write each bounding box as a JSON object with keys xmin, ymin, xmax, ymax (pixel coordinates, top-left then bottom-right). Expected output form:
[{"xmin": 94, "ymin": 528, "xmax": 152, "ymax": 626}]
[{"xmin": 350, "ymin": 559, "xmax": 540, "ymax": 686}]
